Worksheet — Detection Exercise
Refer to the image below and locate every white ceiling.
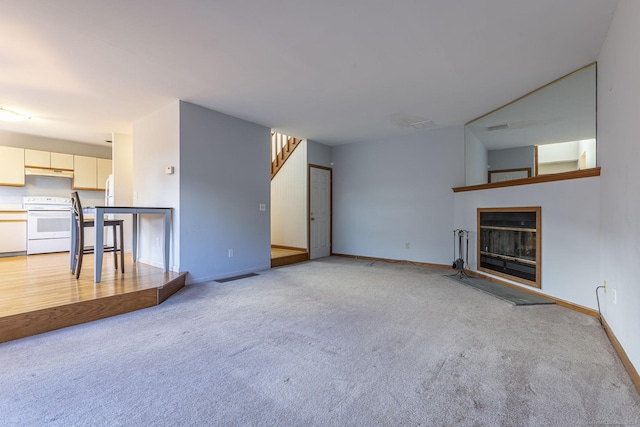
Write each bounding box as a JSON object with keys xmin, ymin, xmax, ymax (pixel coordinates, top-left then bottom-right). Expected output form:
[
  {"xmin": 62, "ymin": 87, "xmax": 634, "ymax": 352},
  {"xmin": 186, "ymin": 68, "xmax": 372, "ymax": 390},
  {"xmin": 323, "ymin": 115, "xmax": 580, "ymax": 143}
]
[{"xmin": 0, "ymin": 0, "xmax": 618, "ymax": 147}]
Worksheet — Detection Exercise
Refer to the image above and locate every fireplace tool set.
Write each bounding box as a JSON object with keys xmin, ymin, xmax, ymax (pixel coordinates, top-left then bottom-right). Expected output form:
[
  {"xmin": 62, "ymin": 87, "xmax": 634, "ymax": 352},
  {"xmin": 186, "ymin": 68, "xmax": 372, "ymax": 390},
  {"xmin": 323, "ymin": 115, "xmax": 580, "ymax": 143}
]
[{"xmin": 451, "ymin": 229, "xmax": 470, "ymax": 277}]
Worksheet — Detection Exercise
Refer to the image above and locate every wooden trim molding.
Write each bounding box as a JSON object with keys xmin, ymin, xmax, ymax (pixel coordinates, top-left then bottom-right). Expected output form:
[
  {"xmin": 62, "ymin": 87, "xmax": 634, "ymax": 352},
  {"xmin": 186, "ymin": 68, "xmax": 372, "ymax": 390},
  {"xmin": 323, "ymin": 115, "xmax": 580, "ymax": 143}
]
[
  {"xmin": 333, "ymin": 254, "xmax": 599, "ymax": 316},
  {"xmin": 465, "ymin": 269, "xmax": 599, "ymax": 317},
  {"xmin": 488, "ymin": 167, "xmax": 531, "ymax": 183},
  {"xmin": 271, "ymin": 133, "xmax": 303, "ymax": 180},
  {"xmin": 332, "ymin": 253, "xmax": 606, "ymax": 318},
  {"xmin": 601, "ymin": 317, "xmax": 640, "ymax": 394},
  {"xmin": 271, "ymin": 245, "xmax": 307, "ymax": 252},
  {"xmin": 453, "ymin": 167, "xmax": 600, "ymax": 193}
]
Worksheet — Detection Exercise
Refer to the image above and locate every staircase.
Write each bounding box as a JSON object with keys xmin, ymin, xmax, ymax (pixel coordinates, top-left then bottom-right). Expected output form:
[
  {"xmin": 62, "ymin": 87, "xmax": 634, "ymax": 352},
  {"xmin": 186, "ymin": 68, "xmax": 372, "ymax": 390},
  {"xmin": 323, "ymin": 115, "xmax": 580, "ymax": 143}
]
[
  {"xmin": 271, "ymin": 132, "xmax": 303, "ymax": 180},
  {"xmin": 270, "ymin": 131, "xmax": 308, "ymax": 267}
]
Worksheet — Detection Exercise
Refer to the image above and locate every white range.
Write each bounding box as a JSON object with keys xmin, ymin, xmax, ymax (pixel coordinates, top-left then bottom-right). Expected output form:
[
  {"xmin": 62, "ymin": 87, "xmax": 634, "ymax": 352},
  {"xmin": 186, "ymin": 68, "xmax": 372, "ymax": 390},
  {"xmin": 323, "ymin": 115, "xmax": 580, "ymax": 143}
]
[{"xmin": 23, "ymin": 196, "xmax": 72, "ymax": 255}]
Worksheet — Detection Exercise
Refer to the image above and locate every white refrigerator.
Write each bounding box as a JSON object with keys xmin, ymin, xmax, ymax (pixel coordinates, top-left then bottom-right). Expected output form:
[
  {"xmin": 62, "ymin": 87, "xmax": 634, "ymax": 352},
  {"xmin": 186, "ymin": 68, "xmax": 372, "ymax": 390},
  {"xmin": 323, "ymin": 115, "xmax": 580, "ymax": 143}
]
[{"xmin": 105, "ymin": 174, "xmax": 114, "ymax": 206}]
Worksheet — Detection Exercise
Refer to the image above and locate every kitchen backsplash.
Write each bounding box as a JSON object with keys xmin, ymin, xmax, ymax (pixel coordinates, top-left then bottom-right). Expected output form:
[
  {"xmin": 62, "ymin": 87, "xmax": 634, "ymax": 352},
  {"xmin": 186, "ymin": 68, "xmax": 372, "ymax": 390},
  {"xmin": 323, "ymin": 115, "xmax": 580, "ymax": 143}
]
[{"xmin": 0, "ymin": 175, "xmax": 105, "ymax": 207}]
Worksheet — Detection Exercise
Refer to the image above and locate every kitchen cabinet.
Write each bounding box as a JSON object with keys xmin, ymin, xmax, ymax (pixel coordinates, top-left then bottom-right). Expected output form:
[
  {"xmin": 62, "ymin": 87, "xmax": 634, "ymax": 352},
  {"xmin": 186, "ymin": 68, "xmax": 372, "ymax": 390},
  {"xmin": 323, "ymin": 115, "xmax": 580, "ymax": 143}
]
[
  {"xmin": 25, "ymin": 149, "xmax": 50, "ymax": 167},
  {"xmin": 73, "ymin": 155, "xmax": 97, "ymax": 189},
  {"xmin": 51, "ymin": 152, "xmax": 74, "ymax": 169},
  {"xmin": 0, "ymin": 211, "xmax": 27, "ymax": 254},
  {"xmin": 96, "ymin": 158, "xmax": 111, "ymax": 190},
  {"xmin": 0, "ymin": 146, "xmax": 25, "ymax": 186},
  {"xmin": 25, "ymin": 149, "xmax": 74, "ymax": 170},
  {"xmin": 73, "ymin": 155, "xmax": 112, "ymax": 190}
]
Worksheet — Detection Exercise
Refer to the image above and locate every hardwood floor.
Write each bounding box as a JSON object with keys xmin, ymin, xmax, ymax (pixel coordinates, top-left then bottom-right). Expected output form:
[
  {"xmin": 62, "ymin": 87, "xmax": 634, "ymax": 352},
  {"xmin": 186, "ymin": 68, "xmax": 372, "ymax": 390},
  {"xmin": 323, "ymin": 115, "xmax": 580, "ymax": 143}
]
[
  {"xmin": 0, "ymin": 248, "xmax": 308, "ymax": 343},
  {"xmin": 0, "ymin": 252, "xmax": 186, "ymax": 343},
  {"xmin": 271, "ymin": 247, "xmax": 309, "ymax": 267}
]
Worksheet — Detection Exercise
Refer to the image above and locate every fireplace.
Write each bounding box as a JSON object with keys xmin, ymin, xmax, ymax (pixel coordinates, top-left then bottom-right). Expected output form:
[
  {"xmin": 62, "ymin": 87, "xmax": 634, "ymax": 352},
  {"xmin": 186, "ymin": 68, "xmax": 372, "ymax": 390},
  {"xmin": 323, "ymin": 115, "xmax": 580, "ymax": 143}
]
[{"xmin": 477, "ymin": 207, "xmax": 541, "ymax": 288}]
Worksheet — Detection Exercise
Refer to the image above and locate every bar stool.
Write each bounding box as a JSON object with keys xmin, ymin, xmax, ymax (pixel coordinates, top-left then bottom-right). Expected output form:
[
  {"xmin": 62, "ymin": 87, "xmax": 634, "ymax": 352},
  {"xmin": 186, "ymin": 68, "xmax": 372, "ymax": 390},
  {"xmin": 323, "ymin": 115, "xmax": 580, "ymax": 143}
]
[{"xmin": 70, "ymin": 191, "xmax": 125, "ymax": 279}]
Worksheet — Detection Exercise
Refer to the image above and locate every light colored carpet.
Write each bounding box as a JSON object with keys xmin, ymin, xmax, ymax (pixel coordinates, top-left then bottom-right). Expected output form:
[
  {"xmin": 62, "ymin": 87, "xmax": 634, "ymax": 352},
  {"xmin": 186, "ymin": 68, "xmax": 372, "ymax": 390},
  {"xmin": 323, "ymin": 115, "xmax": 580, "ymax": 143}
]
[{"xmin": 1, "ymin": 257, "xmax": 639, "ymax": 426}]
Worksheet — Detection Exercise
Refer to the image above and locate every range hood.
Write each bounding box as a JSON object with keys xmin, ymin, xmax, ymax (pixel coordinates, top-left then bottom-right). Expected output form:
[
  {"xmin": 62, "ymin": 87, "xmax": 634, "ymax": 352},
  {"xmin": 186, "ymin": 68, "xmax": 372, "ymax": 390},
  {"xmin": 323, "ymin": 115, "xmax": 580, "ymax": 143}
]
[{"xmin": 25, "ymin": 167, "xmax": 74, "ymax": 179}]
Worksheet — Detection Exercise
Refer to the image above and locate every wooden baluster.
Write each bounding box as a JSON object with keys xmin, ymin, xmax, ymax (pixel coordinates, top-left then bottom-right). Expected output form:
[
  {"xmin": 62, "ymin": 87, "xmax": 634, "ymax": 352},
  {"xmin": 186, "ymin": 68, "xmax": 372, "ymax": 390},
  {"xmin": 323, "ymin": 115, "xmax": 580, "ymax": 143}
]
[{"xmin": 270, "ymin": 132, "xmax": 304, "ymax": 180}]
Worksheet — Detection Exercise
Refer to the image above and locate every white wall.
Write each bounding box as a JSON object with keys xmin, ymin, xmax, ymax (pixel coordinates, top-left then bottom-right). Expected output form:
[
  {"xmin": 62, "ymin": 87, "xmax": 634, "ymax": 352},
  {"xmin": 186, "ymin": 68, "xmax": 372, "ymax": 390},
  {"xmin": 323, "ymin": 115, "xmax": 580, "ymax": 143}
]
[
  {"xmin": 308, "ymin": 139, "xmax": 332, "ymax": 168},
  {"xmin": 537, "ymin": 161, "xmax": 577, "ymax": 175},
  {"xmin": 332, "ymin": 127, "xmax": 465, "ymax": 264},
  {"xmin": 597, "ymin": 0, "xmax": 640, "ymax": 379},
  {"xmin": 578, "ymin": 139, "xmax": 597, "ymax": 169},
  {"xmin": 112, "ymin": 132, "xmax": 133, "ymax": 251},
  {"xmin": 271, "ymin": 140, "xmax": 307, "ymax": 249},
  {"xmin": 111, "ymin": 133, "xmax": 133, "ymax": 206},
  {"xmin": 464, "ymin": 128, "xmax": 488, "ymax": 185},
  {"xmin": 454, "ymin": 177, "xmax": 601, "ymax": 309},
  {"xmin": 132, "ymin": 101, "xmax": 180, "ymax": 271},
  {"xmin": 179, "ymin": 101, "xmax": 271, "ymax": 283},
  {"xmin": 0, "ymin": 129, "xmax": 112, "ymax": 157},
  {"xmin": 538, "ymin": 140, "xmax": 579, "ymax": 163}
]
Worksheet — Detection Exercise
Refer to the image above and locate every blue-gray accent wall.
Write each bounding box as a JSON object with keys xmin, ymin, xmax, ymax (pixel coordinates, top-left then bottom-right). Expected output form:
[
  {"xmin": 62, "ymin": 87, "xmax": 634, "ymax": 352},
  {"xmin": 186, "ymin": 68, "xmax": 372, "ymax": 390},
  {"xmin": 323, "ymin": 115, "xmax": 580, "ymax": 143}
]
[
  {"xmin": 179, "ymin": 101, "xmax": 271, "ymax": 283},
  {"xmin": 331, "ymin": 127, "xmax": 465, "ymax": 264}
]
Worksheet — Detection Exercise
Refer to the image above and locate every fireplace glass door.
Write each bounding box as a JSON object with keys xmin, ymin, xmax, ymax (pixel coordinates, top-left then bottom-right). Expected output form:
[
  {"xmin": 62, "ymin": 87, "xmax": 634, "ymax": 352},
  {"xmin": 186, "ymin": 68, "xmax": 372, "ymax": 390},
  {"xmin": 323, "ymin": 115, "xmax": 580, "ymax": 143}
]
[{"xmin": 478, "ymin": 207, "xmax": 541, "ymax": 288}]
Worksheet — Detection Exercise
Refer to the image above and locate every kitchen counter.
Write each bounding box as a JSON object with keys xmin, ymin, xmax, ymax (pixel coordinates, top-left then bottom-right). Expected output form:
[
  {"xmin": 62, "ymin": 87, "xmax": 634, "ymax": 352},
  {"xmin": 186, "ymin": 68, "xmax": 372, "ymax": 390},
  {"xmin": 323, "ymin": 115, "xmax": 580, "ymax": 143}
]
[{"xmin": 0, "ymin": 204, "xmax": 26, "ymax": 211}]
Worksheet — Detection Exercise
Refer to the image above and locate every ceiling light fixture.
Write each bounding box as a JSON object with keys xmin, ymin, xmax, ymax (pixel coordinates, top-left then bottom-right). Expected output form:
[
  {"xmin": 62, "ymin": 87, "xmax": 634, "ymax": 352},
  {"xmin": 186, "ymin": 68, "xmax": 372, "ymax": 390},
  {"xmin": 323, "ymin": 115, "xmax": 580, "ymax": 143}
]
[{"xmin": 0, "ymin": 106, "xmax": 31, "ymax": 122}]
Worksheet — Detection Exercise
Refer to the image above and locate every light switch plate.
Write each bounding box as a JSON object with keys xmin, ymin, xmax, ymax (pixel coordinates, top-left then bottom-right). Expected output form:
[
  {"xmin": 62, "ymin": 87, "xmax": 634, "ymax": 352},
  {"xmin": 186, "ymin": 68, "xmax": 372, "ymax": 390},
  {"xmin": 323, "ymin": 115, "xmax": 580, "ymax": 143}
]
[
  {"xmin": 165, "ymin": 166, "xmax": 174, "ymax": 175},
  {"xmin": 259, "ymin": 203, "xmax": 266, "ymax": 211}
]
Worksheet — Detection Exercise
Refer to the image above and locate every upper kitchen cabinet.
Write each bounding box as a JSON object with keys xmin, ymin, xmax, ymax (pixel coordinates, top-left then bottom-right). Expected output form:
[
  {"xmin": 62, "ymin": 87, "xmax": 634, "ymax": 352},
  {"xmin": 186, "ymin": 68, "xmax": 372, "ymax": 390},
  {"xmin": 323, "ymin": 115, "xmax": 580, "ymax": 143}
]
[
  {"xmin": 72, "ymin": 155, "xmax": 94, "ymax": 189},
  {"xmin": 24, "ymin": 149, "xmax": 49, "ymax": 168},
  {"xmin": 73, "ymin": 155, "xmax": 112, "ymax": 190},
  {"xmin": 0, "ymin": 146, "xmax": 25, "ymax": 186},
  {"xmin": 25, "ymin": 149, "xmax": 74, "ymax": 170},
  {"xmin": 96, "ymin": 158, "xmax": 111, "ymax": 190},
  {"xmin": 51, "ymin": 152, "xmax": 74, "ymax": 170}
]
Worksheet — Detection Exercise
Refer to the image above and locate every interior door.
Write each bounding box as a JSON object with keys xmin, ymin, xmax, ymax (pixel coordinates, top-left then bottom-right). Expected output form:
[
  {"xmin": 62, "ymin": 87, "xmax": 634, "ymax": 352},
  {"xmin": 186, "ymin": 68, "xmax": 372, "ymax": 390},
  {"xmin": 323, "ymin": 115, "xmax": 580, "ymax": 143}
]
[{"xmin": 309, "ymin": 166, "xmax": 331, "ymax": 259}]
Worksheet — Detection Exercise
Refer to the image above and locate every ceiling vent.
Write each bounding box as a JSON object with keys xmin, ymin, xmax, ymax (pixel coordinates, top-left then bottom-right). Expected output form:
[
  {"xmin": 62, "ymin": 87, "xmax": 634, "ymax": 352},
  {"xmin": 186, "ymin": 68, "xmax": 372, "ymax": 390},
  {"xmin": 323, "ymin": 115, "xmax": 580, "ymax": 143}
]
[
  {"xmin": 388, "ymin": 113, "xmax": 436, "ymax": 129},
  {"xmin": 486, "ymin": 123, "xmax": 510, "ymax": 131},
  {"xmin": 409, "ymin": 119, "xmax": 436, "ymax": 129}
]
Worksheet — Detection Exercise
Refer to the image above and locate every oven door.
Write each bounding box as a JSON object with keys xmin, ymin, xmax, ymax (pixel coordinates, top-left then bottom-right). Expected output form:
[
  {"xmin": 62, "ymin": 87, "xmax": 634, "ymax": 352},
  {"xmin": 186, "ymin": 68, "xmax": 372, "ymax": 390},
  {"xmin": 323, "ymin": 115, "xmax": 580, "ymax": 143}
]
[{"xmin": 27, "ymin": 210, "xmax": 71, "ymax": 240}]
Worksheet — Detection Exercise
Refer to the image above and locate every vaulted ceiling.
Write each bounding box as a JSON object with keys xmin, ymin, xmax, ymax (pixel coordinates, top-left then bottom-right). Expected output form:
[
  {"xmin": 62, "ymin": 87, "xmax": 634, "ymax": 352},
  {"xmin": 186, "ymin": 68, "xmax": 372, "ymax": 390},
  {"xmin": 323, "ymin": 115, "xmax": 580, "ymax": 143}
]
[{"xmin": 0, "ymin": 0, "xmax": 617, "ymax": 146}]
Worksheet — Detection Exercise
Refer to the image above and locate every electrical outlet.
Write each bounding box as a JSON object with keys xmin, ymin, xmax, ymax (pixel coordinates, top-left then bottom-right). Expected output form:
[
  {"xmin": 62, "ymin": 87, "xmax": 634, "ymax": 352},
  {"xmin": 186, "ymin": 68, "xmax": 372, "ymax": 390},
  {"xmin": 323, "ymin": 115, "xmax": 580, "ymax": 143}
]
[
  {"xmin": 612, "ymin": 289, "xmax": 617, "ymax": 304},
  {"xmin": 405, "ymin": 242, "xmax": 410, "ymax": 249},
  {"xmin": 228, "ymin": 249, "xmax": 233, "ymax": 258}
]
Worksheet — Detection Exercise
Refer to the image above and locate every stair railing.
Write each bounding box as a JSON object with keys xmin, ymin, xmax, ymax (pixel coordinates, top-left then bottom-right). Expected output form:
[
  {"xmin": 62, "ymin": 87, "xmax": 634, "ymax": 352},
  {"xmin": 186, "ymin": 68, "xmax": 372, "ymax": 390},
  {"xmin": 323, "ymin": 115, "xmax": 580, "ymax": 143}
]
[{"xmin": 271, "ymin": 132, "xmax": 302, "ymax": 179}]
